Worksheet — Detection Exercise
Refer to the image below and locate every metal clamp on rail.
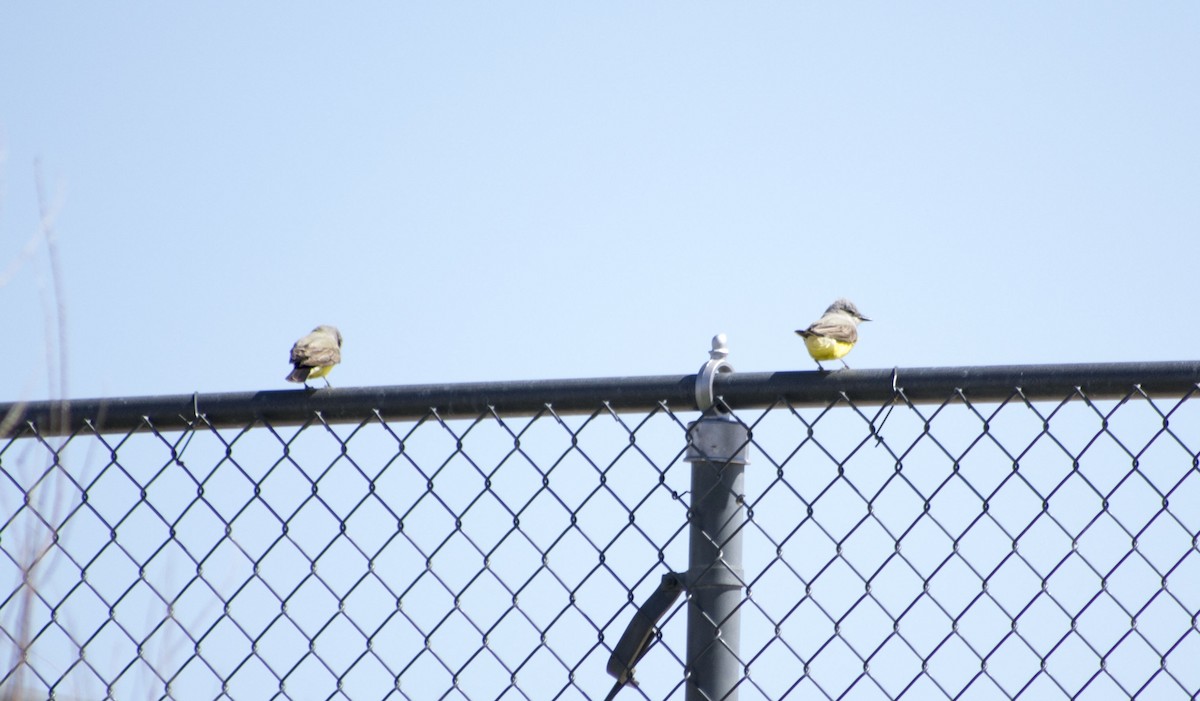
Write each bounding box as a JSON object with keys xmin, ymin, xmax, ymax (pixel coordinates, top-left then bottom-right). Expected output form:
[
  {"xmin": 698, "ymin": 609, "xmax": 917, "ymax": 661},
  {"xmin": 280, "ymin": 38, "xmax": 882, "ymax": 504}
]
[{"xmin": 695, "ymin": 334, "xmax": 734, "ymax": 413}]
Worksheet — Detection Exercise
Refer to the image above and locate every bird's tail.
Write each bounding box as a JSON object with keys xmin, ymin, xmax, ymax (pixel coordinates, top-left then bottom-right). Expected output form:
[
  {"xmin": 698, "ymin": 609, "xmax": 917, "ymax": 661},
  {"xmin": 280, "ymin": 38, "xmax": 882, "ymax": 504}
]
[{"xmin": 286, "ymin": 367, "xmax": 310, "ymax": 383}]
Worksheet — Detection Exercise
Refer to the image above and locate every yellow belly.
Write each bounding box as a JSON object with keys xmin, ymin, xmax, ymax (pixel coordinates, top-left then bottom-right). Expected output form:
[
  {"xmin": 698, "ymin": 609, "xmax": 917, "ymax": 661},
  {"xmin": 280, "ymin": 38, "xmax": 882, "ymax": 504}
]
[
  {"xmin": 804, "ymin": 335, "xmax": 855, "ymax": 361},
  {"xmin": 307, "ymin": 365, "xmax": 334, "ymax": 380}
]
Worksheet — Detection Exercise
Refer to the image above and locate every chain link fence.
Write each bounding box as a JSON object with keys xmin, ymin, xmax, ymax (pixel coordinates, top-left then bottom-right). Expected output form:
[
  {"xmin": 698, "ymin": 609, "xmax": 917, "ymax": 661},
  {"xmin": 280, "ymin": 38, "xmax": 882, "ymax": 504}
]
[{"xmin": 2, "ymin": 362, "xmax": 1199, "ymax": 699}]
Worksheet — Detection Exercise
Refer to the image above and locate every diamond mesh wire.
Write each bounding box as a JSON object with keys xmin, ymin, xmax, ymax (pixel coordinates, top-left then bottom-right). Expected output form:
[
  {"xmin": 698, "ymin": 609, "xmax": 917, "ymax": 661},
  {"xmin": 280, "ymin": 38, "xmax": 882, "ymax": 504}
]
[{"xmin": 2, "ymin": 385, "xmax": 1198, "ymax": 700}]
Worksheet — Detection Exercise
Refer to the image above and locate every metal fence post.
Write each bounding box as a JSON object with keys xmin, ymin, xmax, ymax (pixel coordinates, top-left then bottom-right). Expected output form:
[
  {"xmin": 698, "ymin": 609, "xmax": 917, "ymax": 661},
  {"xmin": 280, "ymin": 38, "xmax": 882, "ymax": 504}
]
[{"xmin": 684, "ymin": 414, "xmax": 749, "ymax": 701}]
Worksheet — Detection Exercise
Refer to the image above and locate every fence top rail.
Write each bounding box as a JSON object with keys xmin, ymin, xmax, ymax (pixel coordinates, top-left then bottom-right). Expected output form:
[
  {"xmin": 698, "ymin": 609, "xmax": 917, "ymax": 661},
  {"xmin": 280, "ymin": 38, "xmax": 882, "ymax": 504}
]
[{"xmin": 3, "ymin": 360, "xmax": 1198, "ymax": 438}]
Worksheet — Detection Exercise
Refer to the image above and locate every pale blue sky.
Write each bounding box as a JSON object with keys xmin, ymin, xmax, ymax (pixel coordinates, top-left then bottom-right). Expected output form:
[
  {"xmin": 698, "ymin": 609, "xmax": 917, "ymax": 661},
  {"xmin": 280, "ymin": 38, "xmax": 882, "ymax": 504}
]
[
  {"xmin": 4, "ymin": 6, "xmax": 1200, "ymax": 698},
  {"xmin": 2, "ymin": 3, "xmax": 1198, "ymax": 399}
]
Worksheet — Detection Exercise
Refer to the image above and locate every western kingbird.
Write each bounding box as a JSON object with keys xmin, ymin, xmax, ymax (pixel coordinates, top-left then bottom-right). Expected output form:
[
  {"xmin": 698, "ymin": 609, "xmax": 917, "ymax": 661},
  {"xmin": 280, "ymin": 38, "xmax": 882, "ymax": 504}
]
[
  {"xmin": 286, "ymin": 325, "xmax": 342, "ymax": 387},
  {"xmin": 795, "ymin": 299, "xmax": 869, "ymax": 371}
]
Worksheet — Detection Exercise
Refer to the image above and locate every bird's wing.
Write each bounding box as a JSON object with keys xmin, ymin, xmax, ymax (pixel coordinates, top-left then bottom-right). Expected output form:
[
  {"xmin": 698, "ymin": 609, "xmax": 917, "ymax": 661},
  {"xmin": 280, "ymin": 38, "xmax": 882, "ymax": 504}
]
[
  {"xmin": 291, "ymin": 336, "xmax": 341, "ymax": 367},
  {"xmin": 803, "ymin": 316, "xmax": 859, "ymax": 344}
]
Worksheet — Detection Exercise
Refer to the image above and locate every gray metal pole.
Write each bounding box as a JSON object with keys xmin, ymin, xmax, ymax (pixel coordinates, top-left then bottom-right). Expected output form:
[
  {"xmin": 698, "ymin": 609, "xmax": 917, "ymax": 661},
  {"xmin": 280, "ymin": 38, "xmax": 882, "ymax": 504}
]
[{"xmin": 684, "ymin": 414, "xmax": 750, "ymax": 701}]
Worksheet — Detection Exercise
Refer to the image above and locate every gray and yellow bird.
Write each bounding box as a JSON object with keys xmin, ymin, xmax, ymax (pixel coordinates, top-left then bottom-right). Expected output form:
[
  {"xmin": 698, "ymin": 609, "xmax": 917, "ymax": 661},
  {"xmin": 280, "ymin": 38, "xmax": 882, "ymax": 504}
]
[
  {"xmin": 795, "ymin": 299, "xmax": 869, "ymax": 371},
  {"xmin": 286, "ymin": 325, "xmax": 342, "ymax": 387}
]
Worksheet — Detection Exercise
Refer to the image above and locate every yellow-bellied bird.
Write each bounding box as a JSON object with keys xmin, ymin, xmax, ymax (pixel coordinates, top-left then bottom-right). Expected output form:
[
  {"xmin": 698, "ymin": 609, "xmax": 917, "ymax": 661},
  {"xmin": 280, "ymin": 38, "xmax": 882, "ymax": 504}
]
[
  {"xmin": 795, "ymin": 299, "xmax": 869, "ymax": 371},
  {"xmin": 286, "ymin": 325, "xmax": 342, "ymax": 387}
]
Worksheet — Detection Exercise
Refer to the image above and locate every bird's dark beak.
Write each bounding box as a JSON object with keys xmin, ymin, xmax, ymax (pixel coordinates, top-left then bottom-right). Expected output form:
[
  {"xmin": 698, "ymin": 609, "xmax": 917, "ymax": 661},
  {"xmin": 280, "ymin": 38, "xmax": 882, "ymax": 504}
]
[{"xmin": 860, "ymin": 316, "xmax": 871, "ymax": 322}]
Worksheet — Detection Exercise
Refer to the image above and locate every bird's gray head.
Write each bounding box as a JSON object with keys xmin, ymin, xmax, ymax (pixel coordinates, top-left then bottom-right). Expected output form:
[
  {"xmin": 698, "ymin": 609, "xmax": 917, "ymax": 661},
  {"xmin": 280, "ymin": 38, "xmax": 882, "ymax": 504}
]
[
  {"xmin": 825, "ymin": 299, "xmax": 870, "ymax": 322},
  {"xmin": 314, "ymin": 325, "xmax": 343, "ymax": 346}
]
